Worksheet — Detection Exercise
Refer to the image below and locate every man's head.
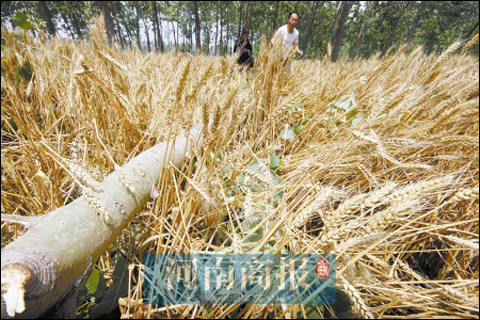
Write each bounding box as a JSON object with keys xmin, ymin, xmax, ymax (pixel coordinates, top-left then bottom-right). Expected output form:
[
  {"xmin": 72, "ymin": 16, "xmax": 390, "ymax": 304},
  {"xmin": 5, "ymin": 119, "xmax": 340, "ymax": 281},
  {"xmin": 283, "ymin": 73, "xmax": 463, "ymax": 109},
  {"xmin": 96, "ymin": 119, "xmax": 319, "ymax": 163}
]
[
  {"xmin": 288, "ymin": 12, "xmax": 299, "ymax": 29},
  {"xmin": 241, "ymin": 28, "xmax": 249, "ymax": 39}
]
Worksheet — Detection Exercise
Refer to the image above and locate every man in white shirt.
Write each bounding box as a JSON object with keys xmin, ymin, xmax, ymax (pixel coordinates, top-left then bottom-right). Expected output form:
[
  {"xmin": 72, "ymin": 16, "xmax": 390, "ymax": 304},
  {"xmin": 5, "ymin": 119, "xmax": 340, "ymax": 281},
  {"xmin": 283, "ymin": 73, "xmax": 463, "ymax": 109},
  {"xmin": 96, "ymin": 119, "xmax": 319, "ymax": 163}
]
[{"xmin": 271, "ymin": 12, "xmax": 304, "ymax": 73}]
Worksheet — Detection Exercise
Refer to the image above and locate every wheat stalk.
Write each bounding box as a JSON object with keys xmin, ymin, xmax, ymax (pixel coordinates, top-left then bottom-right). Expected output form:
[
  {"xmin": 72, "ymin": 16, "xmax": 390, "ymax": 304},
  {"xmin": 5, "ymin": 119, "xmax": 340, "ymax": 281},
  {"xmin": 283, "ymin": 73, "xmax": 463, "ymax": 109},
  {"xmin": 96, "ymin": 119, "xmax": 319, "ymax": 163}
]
[{"xmin": 338, "ymin": 274, "xmax": 375, "ymax": 319}]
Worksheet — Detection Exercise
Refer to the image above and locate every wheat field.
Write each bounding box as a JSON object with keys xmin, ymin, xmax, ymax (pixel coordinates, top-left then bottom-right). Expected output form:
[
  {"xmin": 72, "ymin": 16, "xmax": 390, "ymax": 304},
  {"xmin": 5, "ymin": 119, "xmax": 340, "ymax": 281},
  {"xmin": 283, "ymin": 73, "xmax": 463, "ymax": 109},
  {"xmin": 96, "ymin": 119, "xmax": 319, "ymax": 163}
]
[{"xmin": 1, "ymin": 19, "xmax": 479, "ymax": 319}]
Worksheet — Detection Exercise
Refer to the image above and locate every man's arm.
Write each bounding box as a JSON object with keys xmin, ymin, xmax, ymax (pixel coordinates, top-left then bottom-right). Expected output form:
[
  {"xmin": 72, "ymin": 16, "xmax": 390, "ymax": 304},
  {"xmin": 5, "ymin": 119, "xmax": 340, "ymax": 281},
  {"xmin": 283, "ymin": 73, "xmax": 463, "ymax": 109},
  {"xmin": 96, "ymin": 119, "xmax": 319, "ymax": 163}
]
[
  {"xmin": 270, "ymin": 36, "xmax": 276, "ymax": 46},
  {"xmin": 294, "ymin": 42, "xmax": 303, "ymax": 56}
]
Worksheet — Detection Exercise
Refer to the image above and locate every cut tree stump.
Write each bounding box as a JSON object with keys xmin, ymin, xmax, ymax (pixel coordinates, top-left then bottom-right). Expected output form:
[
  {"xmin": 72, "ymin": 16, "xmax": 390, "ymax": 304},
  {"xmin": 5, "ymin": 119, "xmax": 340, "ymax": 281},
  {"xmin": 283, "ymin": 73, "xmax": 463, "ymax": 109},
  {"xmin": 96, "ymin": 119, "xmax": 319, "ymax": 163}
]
[{"xmin": 1, "ymin": 125, "xmax": 203, "ymax": 319}]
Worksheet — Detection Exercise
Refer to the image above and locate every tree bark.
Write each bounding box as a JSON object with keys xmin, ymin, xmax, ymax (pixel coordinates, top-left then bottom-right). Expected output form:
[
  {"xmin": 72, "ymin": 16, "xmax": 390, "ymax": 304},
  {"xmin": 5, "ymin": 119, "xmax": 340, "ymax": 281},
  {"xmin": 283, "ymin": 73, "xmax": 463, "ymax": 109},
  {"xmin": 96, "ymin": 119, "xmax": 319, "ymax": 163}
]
[
  {"xmin": 99, "ymin": 1, "xmax": 115, "ymax": 45},
  {"xmin": 332, "ymin": 1, "xmax": 351, "ymax": 62},
  {"xmin": 406, "ymin": 1, "xmax": 427, "ymax": 44},
  {"xmin": 134, "ymin": 2, "xmax": 142, "ymax": 49},
  {"xmin": 69, "ymin": 11, "xmax": 84, "ymax": 39},
  {"xmin": 194, "ymin": 1, "xmax": 201, "ymax": 55},
  {"xmin": 215, "ymin": 1, "xmax": 219, "ymax": 55},
  {"xmin": 225, "ymin": 1, "xmax": 230, "ymax": 54},
  {"xmin": 37, "ymin": 1, "xmax": 56, "ymax": 36},
  {"xmin": 271, "ymin": 1, "xmax": 280, "ymax": 36},
  {"xmin": 143, "ymin": 18, "xmax": 151, "ymax": 52},
  {"xmin": 242, "ymin": 1, "xmax": 250, "ymax": 30},
  {"xmin": 153, "ymin": 1, "xmax": 164, "ymax": 52},
  {"xmin": 302, "ymin": 1, "xmax": 321, "ymax": 57},
  {"xmin": 1, "ymin": 126, "xmax": 203, "ymax": 319},
  {"xmin": 383, "ymin": 2, "xmax": 409, "ymax": 56},
  {"xmin": 328, "ymin": 2, "xmax": 343, "ymax": 45},
  {"xmin": 350, "ymin": 1, "xmax": 377, "ymax": 59}
]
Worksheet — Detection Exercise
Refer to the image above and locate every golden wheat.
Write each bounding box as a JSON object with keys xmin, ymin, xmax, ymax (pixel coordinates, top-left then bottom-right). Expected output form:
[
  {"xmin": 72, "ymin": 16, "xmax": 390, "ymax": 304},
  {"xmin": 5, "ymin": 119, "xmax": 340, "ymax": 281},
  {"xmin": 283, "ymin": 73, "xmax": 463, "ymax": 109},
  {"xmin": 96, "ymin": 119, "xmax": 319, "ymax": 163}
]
[{"xmin": 1, "ymin": 17, "xmax": 478, "ymax": 319}]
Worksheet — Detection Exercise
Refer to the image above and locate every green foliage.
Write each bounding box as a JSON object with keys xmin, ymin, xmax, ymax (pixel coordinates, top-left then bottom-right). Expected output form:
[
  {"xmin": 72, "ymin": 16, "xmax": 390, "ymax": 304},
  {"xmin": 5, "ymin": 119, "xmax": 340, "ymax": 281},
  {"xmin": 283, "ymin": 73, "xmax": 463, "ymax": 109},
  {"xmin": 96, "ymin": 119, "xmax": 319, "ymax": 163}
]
[
  {"xmin": 269, "ymin": 153, "xmax": 282, "ymax": 173},
  {"xmin": 12, "ymin": 11, "xmax": 35, "ymax": 30},
  {"xmin": 76, "ymin": 255, "xmax": 129, "ymax": 318},
  {"xmin": 2, "ymin": 1, "xmax": 478, "ymax": 58}
]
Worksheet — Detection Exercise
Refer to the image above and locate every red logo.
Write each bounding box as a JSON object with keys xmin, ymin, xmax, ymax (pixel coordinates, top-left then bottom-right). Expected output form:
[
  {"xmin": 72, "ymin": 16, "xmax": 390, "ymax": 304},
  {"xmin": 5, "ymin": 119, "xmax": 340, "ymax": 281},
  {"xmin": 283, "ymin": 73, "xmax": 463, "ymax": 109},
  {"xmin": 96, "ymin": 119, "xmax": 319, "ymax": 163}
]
[{"xmin": 316, "ymin": 258, "xmax": 330, "ymax": 280}]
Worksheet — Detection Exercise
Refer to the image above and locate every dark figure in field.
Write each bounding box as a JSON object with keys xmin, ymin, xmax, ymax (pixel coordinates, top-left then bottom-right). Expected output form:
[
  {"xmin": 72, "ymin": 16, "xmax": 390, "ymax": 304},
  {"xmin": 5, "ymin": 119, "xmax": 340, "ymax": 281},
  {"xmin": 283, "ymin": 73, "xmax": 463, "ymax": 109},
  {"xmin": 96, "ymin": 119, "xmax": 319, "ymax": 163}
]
[{"xmin": 234, "ymin": 29, "xmax": 254, "ymax": 69}]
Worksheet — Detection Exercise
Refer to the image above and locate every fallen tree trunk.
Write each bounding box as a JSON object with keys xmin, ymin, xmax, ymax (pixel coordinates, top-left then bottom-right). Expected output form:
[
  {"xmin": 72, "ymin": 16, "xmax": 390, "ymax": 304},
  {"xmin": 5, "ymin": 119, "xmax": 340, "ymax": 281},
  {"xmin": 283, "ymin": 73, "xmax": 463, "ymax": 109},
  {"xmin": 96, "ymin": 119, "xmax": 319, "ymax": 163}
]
[{"xmin": 1, "ymin": 125, "xmax": 203, "ymax": 319}]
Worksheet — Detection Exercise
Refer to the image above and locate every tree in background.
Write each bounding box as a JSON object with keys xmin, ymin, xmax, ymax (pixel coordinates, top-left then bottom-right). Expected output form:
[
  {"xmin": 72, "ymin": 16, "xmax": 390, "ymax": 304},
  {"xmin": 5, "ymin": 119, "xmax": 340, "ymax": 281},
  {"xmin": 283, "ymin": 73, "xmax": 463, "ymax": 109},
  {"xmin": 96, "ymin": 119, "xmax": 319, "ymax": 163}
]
[
  {"xmin": 99, "ymin": 1, "xmax": 114, "ymax": 44},
  {"xmin": 193, "ymin": 1, "xmax": 201, "ymax": 54},
  {"xmin": 1, "ymin": 1, "xmax": 478, "ymax": 58},
  {"xmin": 332, "ymin": 1, "xmax": 352, "ymax": 62}
]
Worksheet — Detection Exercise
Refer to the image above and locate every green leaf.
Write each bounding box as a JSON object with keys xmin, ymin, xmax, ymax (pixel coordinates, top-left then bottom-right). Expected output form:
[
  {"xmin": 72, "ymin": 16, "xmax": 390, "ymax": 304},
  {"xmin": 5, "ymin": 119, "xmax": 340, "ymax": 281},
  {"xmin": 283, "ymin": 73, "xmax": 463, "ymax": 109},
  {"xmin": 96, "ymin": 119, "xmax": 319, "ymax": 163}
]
[
  {"xmin": 93, "ymin": 272, "xmax": 107, "ymax": 300},
  {"xmin": 13, "ymin": 12, "xmax": 34, "ymax": 30},
  {"xmin": 303, "ymin": 305, "xmax": 322, "ymax": 319},
  {"xmin": 13, "ymin": 26, "xmax": 24, "ymax": 40},
  {"xmin": 242, "ymin": 233, "xmax": 263, "ymax": 245},
  {"xmin": 20, "ymin": 59, "xmax": 33, "ymax": 81},
  {"xmin": 236, "ymin": 173, "xmax": 245, "ymax": 185},
  {"xmin": 269, "ymin": 154, "xmax": 281, "ymax": 170},
  {"xmin": 90, "ymin": 256, "xmax": 129, "ymax": 318},
  {"xmin": 247, "ymin": 160, "xmax": 260, "ymax": 171},
  {"xmin": 85, "ymin": 269, "xmax": 101, "ymax": 294},
  {"xmin": 347, "ymin": 109, "xmax": 359, "ymax": 120},
  {"xmin": 130, "ymin": 223, "xmax": 143, "ymax": 240},
  {"xmin": 293, "ymin": 122, "xmax": 302, "ymax": 135},
  {"xmin": 14, "ymin": 67, "xmax": 20, "ymax": 85}
]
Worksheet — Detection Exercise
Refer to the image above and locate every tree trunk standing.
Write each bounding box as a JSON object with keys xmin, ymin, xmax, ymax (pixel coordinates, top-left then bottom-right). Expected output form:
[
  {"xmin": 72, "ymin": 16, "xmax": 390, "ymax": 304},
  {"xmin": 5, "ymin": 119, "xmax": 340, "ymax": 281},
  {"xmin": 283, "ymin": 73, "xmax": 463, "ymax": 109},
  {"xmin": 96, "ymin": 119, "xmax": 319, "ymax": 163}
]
[
  {"xmin": 406, "ymin": 1, "xmax": 427, "ymax": 44},
  {"xmin": 271, "ymin": 1, "xmax": 280, "ymax": 36},
  {"xmin": 237, "ymin": 2, "xmax": 242, "ymax": 39},
  {"xmin": 109, "ymin": 5, "xmax": 125, "ymax": 48},
  {"xmin": 124, "ymin": 22, "xmax": 134, "ymax": 48},
  {"xmin": 242, "ymin": 1, "xmax": 250, "ymax": 30},
  {"xmin": 302, "ymin": 1, "xmax": 321, "ymax": 58},
  {"xmin": 383, "ymin": 2, "xmax": 409, "ymax": 56},
  {"xmin": 115, "ymin": 20, "xmax": 125, "ymax": 49},
  {"xmin": 69, "ymin": 12, "xmax": 84, "ymax": 39},
  {"xmin": 176, "ymin": 18, "xmax": 179, "ymax": 51},
  {"xmin": 99, "ymin": 1, "xmax": 115, "ymax": 45},
  {"xmin": 188, "ymin": 3, "xmax": 193, "ymax": 52},
  {"xmin": 350, "ymin": 1, "xmax": 377, "ymax": 59},
  {"xmin": 220, "ymin": 2, "xmax": 225, "ymax": 55},
  {"xmin": 328, "ymin": 2, "xmax": 343, "ymax": 46},
  {"xmin": 225, "ymin": 1, "xmax": 230, "ymax": 54},
  {"xmin": 37, "ymin": 1, "xmax": 56, "ymax": 36},
  {"xmin": 153, "ymin": 1, "xmax": 164, "ymax": 52},
  {"xmin": 1, "ymin": 126, "xmax": 203, "ymax": 319},
  {"xmin": 194, "ymin": 1, "xmax": 201, "ymax": 55},
  {"xmin": 134, "ymin": 3, "xmax": 141, "ymax": 49},
  {"xmin": 152, "ymin": 4, "xmax": 158, "ymax": 50},
  {"xmin": 205, "ymin": 19, "xmax": 210, "ymax": 54},
  {"xmin": 143, "ymin": 18, "xmax": 151, "ymax": 52},
  {"xmin": 215, "ymin": 1, "xmax": 219, "ymax": 55},
  {"xmin": 172, "ymin": 21, "xmax": 177, "ymax": 49},
  {"xmin": 332, "ymin": 1, "xmax": 351, "ymax": 62}
]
